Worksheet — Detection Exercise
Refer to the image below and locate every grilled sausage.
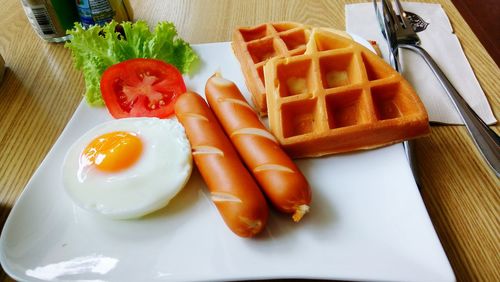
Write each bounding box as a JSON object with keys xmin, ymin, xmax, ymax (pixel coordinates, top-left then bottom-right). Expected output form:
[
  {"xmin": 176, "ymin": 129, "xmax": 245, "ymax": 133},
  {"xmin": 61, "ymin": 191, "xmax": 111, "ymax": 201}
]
[
  {"xmin": 205, "ymin": 74, "xmax": 311, "ymax": 221},
  {"xmin": 174, "ymin": 91, "xmax": 269, "ymax": 237}
]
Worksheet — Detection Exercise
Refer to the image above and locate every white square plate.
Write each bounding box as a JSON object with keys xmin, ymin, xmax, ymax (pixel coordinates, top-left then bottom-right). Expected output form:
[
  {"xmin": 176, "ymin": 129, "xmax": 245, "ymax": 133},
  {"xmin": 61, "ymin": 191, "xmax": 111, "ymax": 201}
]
[{"xmin": 0, "ymin": 41, "xmax": 454, "ymax": 282}]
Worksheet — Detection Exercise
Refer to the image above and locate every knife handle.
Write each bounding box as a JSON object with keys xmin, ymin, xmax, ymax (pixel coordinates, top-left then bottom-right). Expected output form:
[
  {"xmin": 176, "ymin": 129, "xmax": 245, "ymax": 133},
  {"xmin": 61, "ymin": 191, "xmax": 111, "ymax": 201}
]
[{"xmin": 400, "ymin": 44, "xmax": 500, "ymax": 177}]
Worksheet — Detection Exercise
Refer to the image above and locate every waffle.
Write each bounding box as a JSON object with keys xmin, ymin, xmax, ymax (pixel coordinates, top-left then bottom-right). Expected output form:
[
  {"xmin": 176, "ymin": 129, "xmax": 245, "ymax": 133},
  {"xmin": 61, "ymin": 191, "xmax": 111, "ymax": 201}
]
[
  {"xmin": 263, "ymin": 28, "xmax": 430, "ymax": 158},
  {"xmin": 232, "ymin": 22, "xmax": 313, "ymax": 116},
  {"xmin": 232, "ymin": 22, "xmax": 353, "ymax": 115}
]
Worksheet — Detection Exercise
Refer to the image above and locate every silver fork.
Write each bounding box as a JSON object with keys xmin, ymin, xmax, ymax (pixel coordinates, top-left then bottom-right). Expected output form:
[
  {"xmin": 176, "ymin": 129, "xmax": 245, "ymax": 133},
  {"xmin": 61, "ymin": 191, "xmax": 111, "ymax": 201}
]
[{"xmin": 375, "ymin": 0, "xmax": 500, "ymax": 177}]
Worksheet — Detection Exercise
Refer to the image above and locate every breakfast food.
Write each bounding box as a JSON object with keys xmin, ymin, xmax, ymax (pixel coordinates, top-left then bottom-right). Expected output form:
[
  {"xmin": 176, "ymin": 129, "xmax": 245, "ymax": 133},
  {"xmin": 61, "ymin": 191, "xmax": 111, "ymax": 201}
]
[
  {"xmin": 175, "ymin": 92, "xmax": 269, "ymax": 237},
  {"xmin": 62, "ymin": 117, "xmax": 193, "ymax": 219},
  {"xmin": 232, "ymin": 22, "xmax": 312, "ymax": 115},
  {"xmin": 205, "ymin": 74, "xmax": 311, "ymax": 222},
  {"xmin": 65, "ymin": 21, "xmax": 197, "ymax": 106},
  {"xmin": 232, "ymin": 22, "xmax": 354, "ymax": 116},
  {"xmin": 100, "ymin": 58, "xmax": 187, "ymax": 119},
  {"xmin": 264, "ymin": 28, "xmax": 430, "ymax": 158}
]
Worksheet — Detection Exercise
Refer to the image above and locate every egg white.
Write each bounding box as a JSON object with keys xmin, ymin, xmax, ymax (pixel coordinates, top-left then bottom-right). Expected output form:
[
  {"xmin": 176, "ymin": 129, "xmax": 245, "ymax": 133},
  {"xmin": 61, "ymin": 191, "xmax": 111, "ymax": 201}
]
[{"xmin": 62, "ymin": 117, "xmax": 193, "ymax": 219}]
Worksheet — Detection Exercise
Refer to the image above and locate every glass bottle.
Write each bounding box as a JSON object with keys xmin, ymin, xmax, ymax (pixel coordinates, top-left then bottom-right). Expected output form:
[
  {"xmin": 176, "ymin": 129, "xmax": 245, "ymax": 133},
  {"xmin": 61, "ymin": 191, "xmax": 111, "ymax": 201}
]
[
  {"xmin": 75, "ymin": 0, "xmax": 129, "ymax": 28},
  {"xmin": 21, "ymin": 0, "xmax": 80, "ymax": 42}
]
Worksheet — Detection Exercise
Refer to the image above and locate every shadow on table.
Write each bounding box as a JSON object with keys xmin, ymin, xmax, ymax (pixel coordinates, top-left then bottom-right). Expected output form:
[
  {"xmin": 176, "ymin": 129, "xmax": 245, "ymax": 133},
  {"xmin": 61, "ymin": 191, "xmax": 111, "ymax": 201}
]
[
  {"xmin": 0, "ymin": 203, "xmax": 13, "ymax": 281},
  {"xmin": 0, "ymin": 202, "xmax": 12, "ymax": 234},
  {"xmin": 0, "ymin": 68, "xmax": 20, "ymax": 103},
  {"xmin": 0, "ymin": 267, "xmax": 15, "ymax": 282}
]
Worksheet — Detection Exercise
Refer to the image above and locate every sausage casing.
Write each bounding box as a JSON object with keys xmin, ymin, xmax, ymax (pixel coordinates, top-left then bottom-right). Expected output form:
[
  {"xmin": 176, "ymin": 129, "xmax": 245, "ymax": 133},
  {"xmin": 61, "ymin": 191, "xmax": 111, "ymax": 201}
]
[
  {"xmin": 205, "ymin": 75, "xmax": 312, "ymax": 221},
  {"xmin": 174, "ymin": 91, "xmax": 269, "ymax": 237}
]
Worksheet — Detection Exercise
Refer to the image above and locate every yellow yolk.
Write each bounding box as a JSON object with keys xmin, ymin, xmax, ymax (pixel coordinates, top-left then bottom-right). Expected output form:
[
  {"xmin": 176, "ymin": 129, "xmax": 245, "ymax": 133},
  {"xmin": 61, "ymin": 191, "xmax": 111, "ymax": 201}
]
[{"xmin": 81, "ymin": 131, "xmax": 143, "ymax": 172}]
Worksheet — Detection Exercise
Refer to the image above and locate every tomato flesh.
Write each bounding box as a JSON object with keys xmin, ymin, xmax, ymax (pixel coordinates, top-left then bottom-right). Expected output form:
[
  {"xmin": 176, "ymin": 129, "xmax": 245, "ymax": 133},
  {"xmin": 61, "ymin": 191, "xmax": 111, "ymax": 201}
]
[{"xmin": 100, "ymin": 58, "xmax": 186, "ymax": 119}]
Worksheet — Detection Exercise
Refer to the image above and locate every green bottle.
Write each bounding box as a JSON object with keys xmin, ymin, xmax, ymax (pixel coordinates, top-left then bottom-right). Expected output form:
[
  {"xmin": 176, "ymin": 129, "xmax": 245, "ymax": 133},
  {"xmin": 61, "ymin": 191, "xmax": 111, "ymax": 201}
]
[{"xmin": 21, "ymin": 0, "xmax": 79, "ymax": 42}]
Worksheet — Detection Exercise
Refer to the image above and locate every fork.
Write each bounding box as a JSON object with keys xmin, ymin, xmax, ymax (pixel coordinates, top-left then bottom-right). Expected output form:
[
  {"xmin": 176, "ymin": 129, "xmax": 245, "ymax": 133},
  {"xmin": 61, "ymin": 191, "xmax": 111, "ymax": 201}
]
[{"xmin": 376, "ymin": 0, "xmax": 500, "ymax": 177}]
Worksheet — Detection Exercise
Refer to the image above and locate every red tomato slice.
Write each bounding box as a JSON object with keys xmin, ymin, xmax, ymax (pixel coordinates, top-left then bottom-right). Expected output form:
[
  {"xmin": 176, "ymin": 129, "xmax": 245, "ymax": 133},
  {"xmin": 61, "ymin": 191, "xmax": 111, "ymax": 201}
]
[{"xmin": 100, "ymin": 58, "xmax": 186, "ymax": 119}]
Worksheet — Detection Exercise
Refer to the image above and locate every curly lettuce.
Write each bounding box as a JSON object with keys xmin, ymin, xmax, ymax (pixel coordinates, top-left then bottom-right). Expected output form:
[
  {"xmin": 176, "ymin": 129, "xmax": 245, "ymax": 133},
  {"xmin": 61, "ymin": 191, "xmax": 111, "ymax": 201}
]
[{"xmin": 65, "ymin": 21, "xmax": 198, "ymax": 106}]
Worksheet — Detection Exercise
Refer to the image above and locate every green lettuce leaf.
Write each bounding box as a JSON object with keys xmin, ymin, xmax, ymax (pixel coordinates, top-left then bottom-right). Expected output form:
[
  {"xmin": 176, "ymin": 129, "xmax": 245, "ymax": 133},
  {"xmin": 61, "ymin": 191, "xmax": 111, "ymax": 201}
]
[{"xmin": 65, "ymin": 21, "xmax": 198, "ymax": 106}]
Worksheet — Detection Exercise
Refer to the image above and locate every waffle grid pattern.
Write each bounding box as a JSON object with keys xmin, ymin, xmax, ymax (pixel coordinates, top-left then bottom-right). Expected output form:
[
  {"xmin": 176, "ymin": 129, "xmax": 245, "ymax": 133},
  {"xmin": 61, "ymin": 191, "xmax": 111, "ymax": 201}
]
[
  {"xmin": 232, "ymin": 22, "xmax": 312, "ymax": 115},
  {"xmin": 264, "ymin": 29, "xmax": 429, "ymax": 157}
]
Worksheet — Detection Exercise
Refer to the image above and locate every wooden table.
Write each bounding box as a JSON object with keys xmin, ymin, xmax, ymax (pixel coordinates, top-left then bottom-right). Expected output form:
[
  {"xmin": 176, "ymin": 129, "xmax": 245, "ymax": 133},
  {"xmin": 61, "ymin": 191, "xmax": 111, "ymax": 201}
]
[{"xmin": 0, "ymin": 0, "xmax": 498, "ymax": 281}]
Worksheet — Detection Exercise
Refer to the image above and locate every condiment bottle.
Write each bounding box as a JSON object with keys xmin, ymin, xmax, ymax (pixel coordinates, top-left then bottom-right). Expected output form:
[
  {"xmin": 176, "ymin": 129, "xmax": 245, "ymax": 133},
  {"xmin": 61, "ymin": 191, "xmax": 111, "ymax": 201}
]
[
  {"xmin": 75, "ymin": 0, "xmax": 129, "ymax": 27},
  {"xmin": 21, "ymin": 0, "xmax": 80, "ymax": 42}
]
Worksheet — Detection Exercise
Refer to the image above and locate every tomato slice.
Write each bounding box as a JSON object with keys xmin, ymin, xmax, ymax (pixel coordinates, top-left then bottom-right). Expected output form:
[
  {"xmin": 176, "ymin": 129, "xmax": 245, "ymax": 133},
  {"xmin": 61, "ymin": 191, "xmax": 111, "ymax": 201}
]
[{"xmin": 100, "ymin": 58, "xmax": 186, "ymax": 119}]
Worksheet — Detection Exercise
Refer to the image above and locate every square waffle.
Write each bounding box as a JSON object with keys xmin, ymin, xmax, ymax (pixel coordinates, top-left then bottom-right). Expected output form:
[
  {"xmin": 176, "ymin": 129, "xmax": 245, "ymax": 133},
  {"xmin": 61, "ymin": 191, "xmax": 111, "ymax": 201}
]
[
  {"xmin": 232, "ymin": 22, "xmax": 353, "ymax": 116},
  {"xmin": 264, "ymin": 28, "xmax": 430, "ymax": 158},
  {"xmin": 232, "ymin": 22, "xmax": 312, "ymax": 116}
]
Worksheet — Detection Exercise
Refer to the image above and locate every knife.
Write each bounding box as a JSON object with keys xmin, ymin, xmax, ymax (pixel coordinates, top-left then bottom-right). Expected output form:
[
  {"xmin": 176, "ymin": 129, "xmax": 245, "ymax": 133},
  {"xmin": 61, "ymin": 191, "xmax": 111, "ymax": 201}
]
[{"xmin": 373, "ymin": 0, "xmax": 422, "ymax": 188}]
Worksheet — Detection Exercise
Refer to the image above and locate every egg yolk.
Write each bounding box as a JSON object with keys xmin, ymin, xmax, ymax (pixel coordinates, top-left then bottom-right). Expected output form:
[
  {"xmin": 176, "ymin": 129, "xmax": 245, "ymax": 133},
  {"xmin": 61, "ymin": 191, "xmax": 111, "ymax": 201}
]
[{"xmin": 81, "ymin": 131, "xmax": 143, "ymax": 172}]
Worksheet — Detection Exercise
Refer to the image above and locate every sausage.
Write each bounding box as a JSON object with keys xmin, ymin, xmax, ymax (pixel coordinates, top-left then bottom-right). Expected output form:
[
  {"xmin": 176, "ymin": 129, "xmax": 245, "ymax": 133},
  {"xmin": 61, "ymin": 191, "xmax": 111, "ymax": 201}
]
[
  {"xmin": 174, "ymin": 91, "xmax": 269, "ymax": 237},
  {"xmin": 205, "ymin": 74, "xmax": 312, "ymax": 222}
]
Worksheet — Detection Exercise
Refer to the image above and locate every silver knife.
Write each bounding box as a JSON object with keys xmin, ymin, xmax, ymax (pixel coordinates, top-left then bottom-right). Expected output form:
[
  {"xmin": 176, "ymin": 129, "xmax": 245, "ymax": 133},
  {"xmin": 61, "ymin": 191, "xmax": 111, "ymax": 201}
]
[{"xmin": 373, "ymin": 0, "xmax": 421, "ymax": 187}]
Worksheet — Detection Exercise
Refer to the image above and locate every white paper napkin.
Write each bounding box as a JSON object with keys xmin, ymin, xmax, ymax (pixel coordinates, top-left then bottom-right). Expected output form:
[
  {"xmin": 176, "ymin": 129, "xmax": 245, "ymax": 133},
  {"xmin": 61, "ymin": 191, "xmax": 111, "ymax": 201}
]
[{"xmin": 345, "ymin": 2, "xmax": 496, "ymax": 125}]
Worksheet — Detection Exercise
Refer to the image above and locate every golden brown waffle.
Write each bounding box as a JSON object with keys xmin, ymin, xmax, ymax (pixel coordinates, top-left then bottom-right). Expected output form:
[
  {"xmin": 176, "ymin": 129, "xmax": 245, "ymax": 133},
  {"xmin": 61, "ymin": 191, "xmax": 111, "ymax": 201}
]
[
  {"xmin": 264, "ymin": 28, "xmax": 430, "ymax": 158},
  {"xmin": 232, "ymin": 22, "xmax": 313, "ymax": 116}
]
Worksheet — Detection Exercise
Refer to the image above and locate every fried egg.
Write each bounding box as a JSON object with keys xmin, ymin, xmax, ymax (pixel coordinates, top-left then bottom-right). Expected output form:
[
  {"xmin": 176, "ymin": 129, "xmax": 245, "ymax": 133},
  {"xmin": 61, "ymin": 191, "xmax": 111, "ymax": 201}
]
[{"xmin": 62, "ymin": 117, "xmax": 192, "ymax": 219}]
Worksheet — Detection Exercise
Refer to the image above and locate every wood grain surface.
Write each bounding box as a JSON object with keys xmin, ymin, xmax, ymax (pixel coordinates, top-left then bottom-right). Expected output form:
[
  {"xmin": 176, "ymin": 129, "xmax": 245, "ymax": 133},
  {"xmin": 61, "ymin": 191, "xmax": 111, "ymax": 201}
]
[{"xmin": 0, "ymin": 0, "xmax": 498, "ymax": 281}]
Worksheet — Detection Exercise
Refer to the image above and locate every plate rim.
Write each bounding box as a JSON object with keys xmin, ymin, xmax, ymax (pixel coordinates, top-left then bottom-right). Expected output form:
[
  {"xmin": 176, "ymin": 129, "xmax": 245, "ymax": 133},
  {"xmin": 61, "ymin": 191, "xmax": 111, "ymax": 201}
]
[{"xmin": 0, "ymin": 37, "xmax": 455, "ymax": 282}]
